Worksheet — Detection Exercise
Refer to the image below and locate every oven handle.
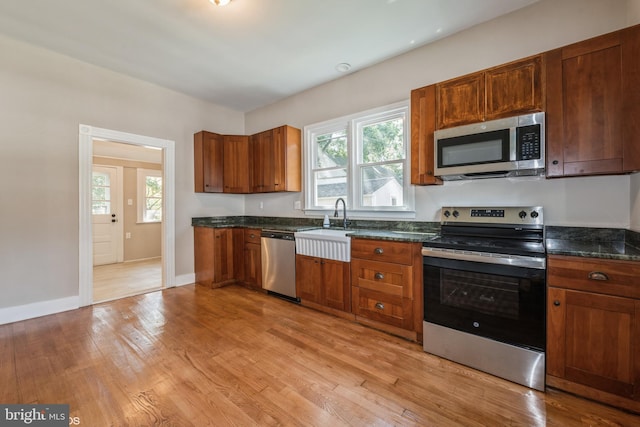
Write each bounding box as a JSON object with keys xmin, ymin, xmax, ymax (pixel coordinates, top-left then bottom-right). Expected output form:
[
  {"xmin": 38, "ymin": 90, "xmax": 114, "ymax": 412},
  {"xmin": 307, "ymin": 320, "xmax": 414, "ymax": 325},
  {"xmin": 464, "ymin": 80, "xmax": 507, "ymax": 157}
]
[{"xmin": 422, "ymin": 247, "xmax": 546, "ymax": 270}]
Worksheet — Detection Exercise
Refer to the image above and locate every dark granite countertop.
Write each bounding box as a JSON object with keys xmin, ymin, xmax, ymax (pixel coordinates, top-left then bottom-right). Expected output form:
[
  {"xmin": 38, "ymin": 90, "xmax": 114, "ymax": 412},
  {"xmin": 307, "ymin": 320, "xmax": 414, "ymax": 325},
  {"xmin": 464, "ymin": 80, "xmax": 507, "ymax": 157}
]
[
  {"xmin": 192, "ymin": 216, "xmax": 440, "ymax": 242},
  {"xmin": 346, "ymin": 229, "xmax": 438, "ymax": 243},
  {"xmin": 546, "ymin": 227, "xmax": 640, "ymax": 262}
]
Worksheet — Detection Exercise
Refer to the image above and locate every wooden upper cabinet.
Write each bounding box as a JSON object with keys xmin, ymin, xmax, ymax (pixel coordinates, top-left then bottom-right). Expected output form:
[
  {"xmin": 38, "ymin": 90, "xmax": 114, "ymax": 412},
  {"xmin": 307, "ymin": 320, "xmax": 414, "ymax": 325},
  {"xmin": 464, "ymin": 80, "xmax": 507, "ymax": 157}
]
[
  {"xmin": 223, "ymin": 135, "xmax": 251, "ymax": 193},
  {"xmin": 194, "ymin": 131, "xmax": 223, "ymax": 193},
  {"xmin": 436, "ymin": 73, "xmax": 484, "ymax": 129},
  {"xmin": 410, "ymin": 85, "xmax": 442, "ymax": 186},
  {"xmin": 485, "ymin": 55, "xmax": 544, "ymax": 120},
  {"xmin": 252, "ymin": 129, "xmax": 275, "ymax": 193},
  {"xmin": 435, "ymin": 55, "xmax": 544, "ymax": 130},
  {"xmin": 546, "ymin": 24, "xmax": 640, "ymax": 177},
  {"xmin": 252, "ymin": 125, "xmax": 301, "ymax": 193}
]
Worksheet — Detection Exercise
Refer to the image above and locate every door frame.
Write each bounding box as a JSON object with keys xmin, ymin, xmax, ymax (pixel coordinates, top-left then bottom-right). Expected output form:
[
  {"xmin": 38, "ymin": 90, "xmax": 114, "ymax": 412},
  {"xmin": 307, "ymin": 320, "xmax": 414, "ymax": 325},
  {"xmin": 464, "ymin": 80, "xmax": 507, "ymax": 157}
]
[{"xmin": 79, "ymin": 124, "xmax": 176, "ymax": 307}]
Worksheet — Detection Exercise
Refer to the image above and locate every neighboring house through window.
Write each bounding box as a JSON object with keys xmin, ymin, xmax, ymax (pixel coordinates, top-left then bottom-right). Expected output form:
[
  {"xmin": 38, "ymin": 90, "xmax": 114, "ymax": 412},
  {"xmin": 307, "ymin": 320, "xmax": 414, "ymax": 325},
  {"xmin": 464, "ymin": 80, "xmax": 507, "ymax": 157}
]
[{"xmin": 304, "ymin": 101, "xmax": 414, "ymax": 217}]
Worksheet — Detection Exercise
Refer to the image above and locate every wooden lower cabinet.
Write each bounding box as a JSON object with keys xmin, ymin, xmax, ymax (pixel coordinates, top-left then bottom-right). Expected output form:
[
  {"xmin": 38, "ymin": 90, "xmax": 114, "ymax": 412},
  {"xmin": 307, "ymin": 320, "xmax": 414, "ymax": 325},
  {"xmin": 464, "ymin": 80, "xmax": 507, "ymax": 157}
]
[
  {"xmin": 547, "ymin": 255, "xmax": 640, "ymax": 413},
  {"xmin": 193, "ymin": 226, "xmax": 235, "ymax": 288},
  {"xmin": 241, "ymin": 228, "xmax": 262, "ymax": 289},
  {"xmin": 350, "ymin": 238, "xmax": 423, "ymax": 341},
  {"xmin": 295, "ymin": 254, "xmax": 350, "ymax": 313}
]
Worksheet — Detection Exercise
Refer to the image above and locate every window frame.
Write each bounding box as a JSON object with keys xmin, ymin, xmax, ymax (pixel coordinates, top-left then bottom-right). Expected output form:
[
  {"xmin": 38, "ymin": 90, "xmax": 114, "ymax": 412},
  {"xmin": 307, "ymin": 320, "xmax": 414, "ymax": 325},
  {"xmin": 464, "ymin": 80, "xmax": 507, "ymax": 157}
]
[
  {"xmin": 304, "ymin": 100, "xmax": 414, "ymax": 218},
  {"xmin": 137, "ymin": 168, "xmax": 163, "ymax": 223}
]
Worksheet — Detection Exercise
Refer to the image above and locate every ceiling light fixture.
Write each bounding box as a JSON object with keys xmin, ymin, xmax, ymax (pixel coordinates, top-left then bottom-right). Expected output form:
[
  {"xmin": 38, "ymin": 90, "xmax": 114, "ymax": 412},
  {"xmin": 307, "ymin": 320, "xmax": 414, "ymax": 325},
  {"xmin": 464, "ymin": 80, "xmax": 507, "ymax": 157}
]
[
  {"xmin": 335, "ymin": 63, "xmax": 351, "ymax": 73},
  {"xmin": 210, "ymin": 0, "xmax": 231, "ymax": 6}
]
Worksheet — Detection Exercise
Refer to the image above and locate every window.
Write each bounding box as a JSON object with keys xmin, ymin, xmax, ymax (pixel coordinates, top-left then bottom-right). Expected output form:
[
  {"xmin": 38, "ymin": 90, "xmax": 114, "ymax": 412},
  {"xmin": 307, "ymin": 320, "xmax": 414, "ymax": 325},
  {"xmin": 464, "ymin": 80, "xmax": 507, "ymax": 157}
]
[
  {"xmin": 91, "ymin": 171, "xmax": 111, "ymax": 215},
  {"xmin": 304, "ymin": 101, "xmax": 413, "ymax": 217},
  {"xmin": 137, "ymin": 169, "xmax": 162, "ymax": 223}
]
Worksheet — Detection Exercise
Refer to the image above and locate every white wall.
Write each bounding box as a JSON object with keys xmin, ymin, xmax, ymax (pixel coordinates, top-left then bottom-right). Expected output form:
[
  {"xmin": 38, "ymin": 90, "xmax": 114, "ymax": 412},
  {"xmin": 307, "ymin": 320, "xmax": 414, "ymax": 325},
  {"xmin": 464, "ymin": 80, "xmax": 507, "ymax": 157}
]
[
  {"xmin": 244, "ymin": 0, "xmax": 637, "ymax": 228},
  {"xmin": 0, "ymin": 34, "xmax": 244, "ymax": 310}
]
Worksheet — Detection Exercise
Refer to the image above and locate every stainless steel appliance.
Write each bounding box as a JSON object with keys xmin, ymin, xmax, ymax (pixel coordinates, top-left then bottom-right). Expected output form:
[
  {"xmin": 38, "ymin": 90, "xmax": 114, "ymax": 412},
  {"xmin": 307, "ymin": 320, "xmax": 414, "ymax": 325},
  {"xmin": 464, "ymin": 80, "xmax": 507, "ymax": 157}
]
[
  {"xmin": 261, "ymin": 230, "xmax": 299, "ymax": 302},
  {"xmin": 422, "ymin": 206, "xmax": 546, "ymax": 391},
  {"xmin": 434, "ymin": 112, "xmax": 545, "ymax": 180}
]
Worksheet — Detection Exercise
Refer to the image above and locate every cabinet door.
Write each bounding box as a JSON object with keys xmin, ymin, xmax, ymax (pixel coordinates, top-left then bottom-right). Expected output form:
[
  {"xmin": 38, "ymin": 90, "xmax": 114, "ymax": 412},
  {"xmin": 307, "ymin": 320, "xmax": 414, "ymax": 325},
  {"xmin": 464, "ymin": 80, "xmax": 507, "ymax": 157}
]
[
  {"xmin": 252, "ymin": 130, "xmax": 276, "ymax": 192},
  {"xmin": 546, "ymin": 33, "xmax": 623, "ymax": 177},
  {"xmin": 485, "ymin": 55, "xmax": 544, "ymax": 121},
  {"xmin": 436, "ymin": 73, "xmax": 484, "ymax": 129},
  {"xmin": 194, "ymin": 131, "xmax": 223, "ymax": 193},
  {"xmin": 193, "ymin": 227, "xmax": 214, "ymax": 286},
  {"xmin": 295, "ymin": 255, "xmax": 322, "ymax": 304},
  {"xmin": 273, "ymin": 125, "xmax": 302, "ymax": 192},
  {"xmin": 322, "ymin": 259, "xmax": 350, "ymax": 312},
  {"xmin": 213, "ymin": 228, "xmax": 234, "ymax": 285},
  {"xmin": 410, "ymin": 85, "xmax": 441, "ymax": 185},
  {"xmin": 548, "ymin": 287, "xmax": 640, "ymax": 399},
  {"xmin": 223, "ymin": 135, "xmax": 251, "ymax": 193},
  {"xmin": 244, "ymin": 242, "xmax": 262, "ymax": 288}
]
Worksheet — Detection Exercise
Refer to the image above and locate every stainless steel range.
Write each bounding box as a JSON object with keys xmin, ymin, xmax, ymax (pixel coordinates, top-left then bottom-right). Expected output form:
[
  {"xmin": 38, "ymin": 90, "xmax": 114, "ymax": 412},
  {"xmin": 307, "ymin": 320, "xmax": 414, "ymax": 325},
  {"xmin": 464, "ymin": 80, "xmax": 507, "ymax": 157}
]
[{"xmin": 422, "ymin": 206, "xmax": 546, "ymax": 391}]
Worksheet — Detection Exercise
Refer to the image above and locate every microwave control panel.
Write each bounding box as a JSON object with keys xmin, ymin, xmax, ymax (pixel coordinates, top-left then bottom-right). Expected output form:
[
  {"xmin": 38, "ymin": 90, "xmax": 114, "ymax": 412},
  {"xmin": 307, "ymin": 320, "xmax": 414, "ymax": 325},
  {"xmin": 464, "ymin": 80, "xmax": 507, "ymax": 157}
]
[{"xmin": 516, "ymin": 124, "xmax": 541, "ymax": 161}]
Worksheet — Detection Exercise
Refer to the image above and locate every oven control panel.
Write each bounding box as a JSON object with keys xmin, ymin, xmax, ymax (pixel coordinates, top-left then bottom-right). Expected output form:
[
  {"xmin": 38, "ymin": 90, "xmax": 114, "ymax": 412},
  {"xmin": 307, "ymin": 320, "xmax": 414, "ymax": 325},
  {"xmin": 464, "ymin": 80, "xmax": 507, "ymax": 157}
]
[{"xmin": 441, "ymin": 206, "xmax": 543, "ymax": 225}]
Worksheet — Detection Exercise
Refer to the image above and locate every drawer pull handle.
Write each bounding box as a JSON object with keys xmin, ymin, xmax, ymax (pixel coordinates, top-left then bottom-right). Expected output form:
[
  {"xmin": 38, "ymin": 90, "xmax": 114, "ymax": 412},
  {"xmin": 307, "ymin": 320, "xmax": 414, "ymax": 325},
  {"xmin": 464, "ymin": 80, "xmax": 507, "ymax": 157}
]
[
  {"xmin": 374, "ymin": 248, "xmax": 384, "ymax": 254},
  {"xmin": 553, "ymin": 300, "xmax": 560, "ymax": 307},
  {"xmin": 374, "ymin": 272, "xmax": 384, "ymax": 280},
  {"xmin": 588, "ymin": 271, "xmax": 609, "ymax": 281},
  {"xmin": 374, "ymin": 302, "xmax": 385, "ymax": 310},
  {"xmin": 250, "ymin": 234, "xmax": 255, "ymax": 238}
]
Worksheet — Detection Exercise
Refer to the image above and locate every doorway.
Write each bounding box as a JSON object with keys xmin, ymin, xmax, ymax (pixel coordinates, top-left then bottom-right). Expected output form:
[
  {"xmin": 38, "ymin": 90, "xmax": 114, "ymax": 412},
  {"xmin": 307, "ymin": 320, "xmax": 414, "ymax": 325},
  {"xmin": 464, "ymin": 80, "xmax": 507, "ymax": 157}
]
[{"xmin": 79, "ymin": 125, "xmax": 175, "ymax": 307}]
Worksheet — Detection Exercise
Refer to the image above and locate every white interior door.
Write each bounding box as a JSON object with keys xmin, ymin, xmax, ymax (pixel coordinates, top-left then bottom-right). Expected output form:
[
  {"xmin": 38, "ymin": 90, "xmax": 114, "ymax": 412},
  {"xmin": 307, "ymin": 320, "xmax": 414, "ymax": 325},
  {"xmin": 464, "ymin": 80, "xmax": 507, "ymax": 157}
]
[{"xmin": 92, "ymin": 165, "xmax": 123, "ymax": 266}]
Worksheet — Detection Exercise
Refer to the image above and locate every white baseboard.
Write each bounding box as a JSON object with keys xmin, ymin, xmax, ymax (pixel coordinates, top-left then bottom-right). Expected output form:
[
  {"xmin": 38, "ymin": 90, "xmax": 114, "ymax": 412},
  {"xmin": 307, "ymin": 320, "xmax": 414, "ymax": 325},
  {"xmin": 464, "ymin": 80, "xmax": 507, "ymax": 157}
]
[
  {"xmin": 174, "ymin": 273, "xmax": 195, "ymax": 287},
  {"xmin": 0, "ymin": 296, "xmax": 80, "ymax": 325}
]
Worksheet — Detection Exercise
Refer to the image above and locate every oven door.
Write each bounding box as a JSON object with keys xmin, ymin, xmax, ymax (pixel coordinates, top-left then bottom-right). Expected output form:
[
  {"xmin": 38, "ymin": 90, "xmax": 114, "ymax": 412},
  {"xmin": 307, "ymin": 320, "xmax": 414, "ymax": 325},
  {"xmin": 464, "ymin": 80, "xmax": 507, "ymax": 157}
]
[{"xmin": 423, "ymin": 254, "xmax": 545, "ymax": 351}]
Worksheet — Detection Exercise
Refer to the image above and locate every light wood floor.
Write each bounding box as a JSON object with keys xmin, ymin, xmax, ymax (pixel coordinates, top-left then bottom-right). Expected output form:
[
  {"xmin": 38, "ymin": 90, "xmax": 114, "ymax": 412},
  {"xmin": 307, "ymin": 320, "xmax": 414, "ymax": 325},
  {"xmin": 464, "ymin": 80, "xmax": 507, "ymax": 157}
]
[
  {"xmin": 2, "ymin": 285, "xmax": 638, "ymax": 426},
  {"xmin": 93, "ymin": 257, "xmax": 162, "ymax": 302}
]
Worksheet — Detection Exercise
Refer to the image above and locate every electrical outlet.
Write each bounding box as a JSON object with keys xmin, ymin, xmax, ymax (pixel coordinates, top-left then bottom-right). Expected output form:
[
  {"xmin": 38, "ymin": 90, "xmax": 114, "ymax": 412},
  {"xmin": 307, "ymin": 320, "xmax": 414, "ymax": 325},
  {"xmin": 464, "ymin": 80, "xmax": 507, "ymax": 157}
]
[
  {"xmin": 259, "ymin": 202, "xmax": 264, "ymax": 209},
  {"xmin": 127, "ymin": 198, "xmax": 133, "ymax": 206},
  {"xmin": 126, "ymin": 232, "xmax": 131, "ymax": 239},
  {"xmin": 294, "ymin": 201, "xmax": 301, "ymax": 210}
]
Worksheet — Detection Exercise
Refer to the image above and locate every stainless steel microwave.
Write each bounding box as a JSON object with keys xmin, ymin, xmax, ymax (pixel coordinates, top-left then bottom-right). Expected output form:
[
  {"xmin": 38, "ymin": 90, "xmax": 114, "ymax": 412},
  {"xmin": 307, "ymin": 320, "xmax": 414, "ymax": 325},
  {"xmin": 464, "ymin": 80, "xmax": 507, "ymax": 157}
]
[{"xmin": 434, "ymin": 112, "xmax": 545, "ymax": 180}]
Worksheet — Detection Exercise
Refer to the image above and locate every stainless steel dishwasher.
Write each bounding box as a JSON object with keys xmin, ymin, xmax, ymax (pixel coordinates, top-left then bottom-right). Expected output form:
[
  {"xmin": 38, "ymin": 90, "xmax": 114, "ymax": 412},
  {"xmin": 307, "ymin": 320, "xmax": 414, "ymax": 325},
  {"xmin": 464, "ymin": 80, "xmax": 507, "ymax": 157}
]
[{"xmin": 261, "ymin": 230, "xmax": 299, "ymax": 302}]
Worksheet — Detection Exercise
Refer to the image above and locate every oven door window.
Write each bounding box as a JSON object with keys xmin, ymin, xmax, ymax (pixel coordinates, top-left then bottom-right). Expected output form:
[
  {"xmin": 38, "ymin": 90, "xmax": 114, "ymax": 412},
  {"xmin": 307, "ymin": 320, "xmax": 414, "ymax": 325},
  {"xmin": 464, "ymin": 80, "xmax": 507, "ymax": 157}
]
[{"xmin": 424, "ymin": 257, "xmax": 545, "ymax": 351}]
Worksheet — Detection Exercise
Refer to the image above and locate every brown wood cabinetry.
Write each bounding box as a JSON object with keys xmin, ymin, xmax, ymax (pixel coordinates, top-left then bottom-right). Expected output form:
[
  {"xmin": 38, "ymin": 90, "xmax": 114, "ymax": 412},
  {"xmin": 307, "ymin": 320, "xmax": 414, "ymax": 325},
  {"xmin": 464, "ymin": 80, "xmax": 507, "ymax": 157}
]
[
  {"xmin": 546, "ymin": 25, "xmax": 640, "ymax": 177},
  {"xmin": 195, "ymin": 125, "xmax": 301, "ymax": 194},
  {"xmin": 243, "ymin": 228, "xmax": 262, "ymax": 289},
  {"xmin": 295, "ymin": 254, "xmax": 350, "ymax": 313},
  {"xmin": 410, "ymin": 85, "xmax": 442, "ymax": 186},
  {"xmin": 436, "ymin": 55, "xmax": 544, "ymax": 129},
  {"xmin": 252, "ymin": 125, "xmax": 301, "ymax": 193},
  {"xmin": 223, "ymin": 135, "xmax": 251, "ymax": 193},
  {"xmin": 194, "ymin": 131, "xmax": 223, "ymax": 193},
  {"xmin": 547, "ymin": 255, "xmax": 640, "ymax": 413},
  {"xmin": 193, "ymin": 226, "xmax": 235, "ymax": 288},
  {"xmin": 350, "ymin": 238, "xmax": 423, "ymax": 341}
]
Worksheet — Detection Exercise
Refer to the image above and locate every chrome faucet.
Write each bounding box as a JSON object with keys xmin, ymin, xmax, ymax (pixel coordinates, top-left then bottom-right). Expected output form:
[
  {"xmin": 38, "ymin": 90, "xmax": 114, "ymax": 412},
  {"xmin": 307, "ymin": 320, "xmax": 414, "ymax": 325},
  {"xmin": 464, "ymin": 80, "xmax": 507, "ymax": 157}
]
[{"xmin": 334, "ymin": 197, "xmax": 348, "ymax": 229}]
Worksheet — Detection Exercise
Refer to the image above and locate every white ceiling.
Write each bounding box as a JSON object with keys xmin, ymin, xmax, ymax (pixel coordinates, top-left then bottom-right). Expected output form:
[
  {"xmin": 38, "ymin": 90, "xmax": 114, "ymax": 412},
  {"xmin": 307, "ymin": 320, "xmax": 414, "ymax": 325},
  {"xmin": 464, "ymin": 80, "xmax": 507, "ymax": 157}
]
[{"xmin": 0, "ymin": 0, "xmax": 538, "ymax": 112}]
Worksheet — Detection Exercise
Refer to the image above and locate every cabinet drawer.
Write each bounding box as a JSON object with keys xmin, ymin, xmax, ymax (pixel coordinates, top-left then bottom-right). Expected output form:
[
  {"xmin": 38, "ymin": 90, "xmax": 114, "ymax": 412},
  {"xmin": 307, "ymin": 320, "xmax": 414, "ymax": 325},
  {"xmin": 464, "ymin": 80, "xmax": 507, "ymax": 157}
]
[
  {"xmin": 352, "ymin": 287, "xmax": 413, "ymax": 330},
  {"xmin": 351, "ymin": 259, "xmax": 412, "ymax": 298},
  {"xmin": 351, "ymin": 239, "xmax": 413, "ymax": 265},
  {"xmin": 547, "ymin": 255, "xmax": 640, "ymax": 298},
  {"xmin": 244, "ymin": 228, "xmax": 262, "ymax": 244}
]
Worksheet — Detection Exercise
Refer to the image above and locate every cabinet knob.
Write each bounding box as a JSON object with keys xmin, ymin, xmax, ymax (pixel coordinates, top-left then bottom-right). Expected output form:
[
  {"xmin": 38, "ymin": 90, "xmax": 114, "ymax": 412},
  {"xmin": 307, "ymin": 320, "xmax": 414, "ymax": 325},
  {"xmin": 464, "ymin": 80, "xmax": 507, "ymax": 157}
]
[
  {"xmin": 250, "ymin": 234, "xmax": 255, "ymax": 238},
  {"xmin": 374, "ymin": 248, "xmax": 384, "ymax": 254},
  {"xmin": 374, "ymin": 302, "xmax": 385, "ymax": 310},
  {"xmin": 374, "ymin": 272, "xmax": 384, "ymax": 280},
  {"xmin": 553, "ymin": 300, "xmax": 560, "ymax": 307},
  {"xmin": 588, "ymin": 271, "xmax": 609, "ymax": 281},
  {"xmin": 552, "ymin": 160, "xmax": 559, "ymax": 165}
]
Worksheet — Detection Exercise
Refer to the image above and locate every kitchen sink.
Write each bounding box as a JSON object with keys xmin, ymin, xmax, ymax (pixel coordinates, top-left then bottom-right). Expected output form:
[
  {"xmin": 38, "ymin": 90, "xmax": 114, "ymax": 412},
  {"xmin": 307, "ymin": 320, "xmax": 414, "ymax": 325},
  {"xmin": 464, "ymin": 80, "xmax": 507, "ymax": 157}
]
[{"xmin": 294, "ymin": 228, "xmax": 351, "ymax": 262}]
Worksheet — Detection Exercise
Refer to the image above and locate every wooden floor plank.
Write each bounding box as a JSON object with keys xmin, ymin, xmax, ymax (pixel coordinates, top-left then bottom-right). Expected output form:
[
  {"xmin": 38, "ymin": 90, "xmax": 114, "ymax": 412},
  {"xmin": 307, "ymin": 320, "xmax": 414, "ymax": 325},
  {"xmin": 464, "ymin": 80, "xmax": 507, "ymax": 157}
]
[{"xmin": 1, "ymin": 284, "xmax": 639, "ymax": 426}]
